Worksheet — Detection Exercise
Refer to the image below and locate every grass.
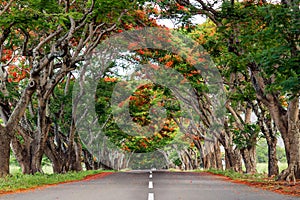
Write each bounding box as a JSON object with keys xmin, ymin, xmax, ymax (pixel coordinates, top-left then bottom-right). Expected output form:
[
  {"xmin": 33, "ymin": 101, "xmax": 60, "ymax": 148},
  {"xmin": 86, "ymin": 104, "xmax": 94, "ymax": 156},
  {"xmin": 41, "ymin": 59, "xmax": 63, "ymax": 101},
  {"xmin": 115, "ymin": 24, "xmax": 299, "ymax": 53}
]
[
  {"xmin": 0, "ymin": 169, "xmax": 112, "ymax": 193},
  {"xmin": 204, "ymin": 162, "xmax": 288, "ymax": 181},
  {"xmin": 205, "ymin": 168, "xmax": 268, "ymax": 182}
]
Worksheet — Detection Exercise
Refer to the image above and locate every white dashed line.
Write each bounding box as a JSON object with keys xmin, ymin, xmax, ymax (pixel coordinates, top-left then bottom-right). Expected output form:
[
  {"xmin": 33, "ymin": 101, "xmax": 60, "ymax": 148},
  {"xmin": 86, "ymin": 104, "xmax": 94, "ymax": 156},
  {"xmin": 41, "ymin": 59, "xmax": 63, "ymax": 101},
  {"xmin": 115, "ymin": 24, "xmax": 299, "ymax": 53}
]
[
  {"xmin": 148, "ymin": 181, "xmax": 153, "ymax": 189},
  {"xmin": 148, "ymin": 171, "xmax": 154, "ymax": 200},
  {"xmin": 148, "ymin": 193, "xmax": 154, "ymax": 200}
]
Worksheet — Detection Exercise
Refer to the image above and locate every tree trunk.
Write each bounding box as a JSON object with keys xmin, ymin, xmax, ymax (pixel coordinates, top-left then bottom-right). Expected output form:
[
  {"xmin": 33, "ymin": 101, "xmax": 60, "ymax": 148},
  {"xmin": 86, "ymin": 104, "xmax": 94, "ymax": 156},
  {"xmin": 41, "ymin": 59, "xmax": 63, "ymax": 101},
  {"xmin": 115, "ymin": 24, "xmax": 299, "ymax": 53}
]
[
  {"xmin": 66, "ymin": 119, "xmax": 82, "ymax": 172},
  {"xmin": 278, "ymin": 120, "xmax": 300, "ymax": 183},
  {"xmin": 240, "ymin": 146, "xmax": 257, "ymax": 174},
  {"xmin": 203, "ymin": 142, "xmax": 213, "ymax": 170},
  {"xmin": 225, "ymin": 148, "xmax": 242, "ymax": 172},
  {"xmin": 209, "ymin": 150, "xmax": 217, "ymax": 169},
  {"xmin": 203, "ymin": 153, "xmax": 212, "ymax": 169},
  {"xmin": 82, "ymin": 148, "xmax": 94, "ymax": 170},
  {"xmin": 82, "ymin": 148, "xmax": 101, "ymax": 170},
  {"xmin": 181, "ymin": 150, "xmax": 190, "ymax": 170},
  {"xmin": 181, "ymin": 149, "xmax": 197, "ymax": 170},
  {"xmin": 160, "ymin": 150, "xmax": 175, "ymax": 169},
  {"xmin": 0, "ymin": 83, "xmax": 36, "ymax": 176},
  {"xmin": 44, "ymin": 138, "xmax": 66, "ymax": 173},
  {"xmin": 214, "ymin": 142, "xmax": 223, "ymax": 170},
  {"xmin": 0, "ymin": 130, "xmax": 10, "ymax": 177},
  {"xmin": 30, "ymin": 99, "xmax": 51, "ymax": 174},
  {"xmin": 222, "ymin": 120, "xmax": 242, "ymax": 172},
  {"xmin": 267, "ymin": 139, "xmax": 279, "ymax": 177},
  {"xmin": 193, "ymin": 139, "xmax": 205, "ymax": 169},
  {"xmin": 252, "ymin": 100, "xmax": 279, "ymax": 177},
  {"xmin": 11, "ymin": 136, "xmax": 32, "ymax": 174},
  {"xmin": 266, "ymin": 97, "xmax": 300, "ymax": 181},
  {"xmin": 68, "ymin": 141, "xmax": 83, "ymax": 171},
  {"xmin": 249, "ymin": 64, "xmax": 299, "ymax": 181}
]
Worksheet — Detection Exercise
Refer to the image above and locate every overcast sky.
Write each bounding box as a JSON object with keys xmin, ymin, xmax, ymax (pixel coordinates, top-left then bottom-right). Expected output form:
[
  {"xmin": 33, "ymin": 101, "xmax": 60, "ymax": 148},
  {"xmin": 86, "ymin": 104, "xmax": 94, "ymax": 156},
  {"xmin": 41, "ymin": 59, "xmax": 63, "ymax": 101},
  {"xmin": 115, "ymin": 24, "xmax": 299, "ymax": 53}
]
[{"xmin": 156, "ymin": 14, "xmax": 207, "ymax": 28}]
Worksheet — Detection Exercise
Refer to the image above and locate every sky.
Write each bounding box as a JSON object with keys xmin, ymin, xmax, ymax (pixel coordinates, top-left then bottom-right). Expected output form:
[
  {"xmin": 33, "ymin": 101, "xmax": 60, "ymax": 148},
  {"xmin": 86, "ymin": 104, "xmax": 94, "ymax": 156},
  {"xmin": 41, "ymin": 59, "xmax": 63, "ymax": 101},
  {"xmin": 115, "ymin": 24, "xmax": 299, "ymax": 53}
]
[{"xmin": 156, "ymin": 14, "xmax": 207, "ymax": 28}]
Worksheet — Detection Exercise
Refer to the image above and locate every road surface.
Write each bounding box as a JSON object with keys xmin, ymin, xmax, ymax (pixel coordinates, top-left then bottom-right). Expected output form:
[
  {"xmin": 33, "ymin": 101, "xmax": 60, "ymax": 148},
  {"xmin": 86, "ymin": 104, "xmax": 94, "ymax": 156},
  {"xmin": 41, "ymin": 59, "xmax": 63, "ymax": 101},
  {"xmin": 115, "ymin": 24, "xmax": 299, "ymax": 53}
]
[{"xmin": 0, "ymin": 170, "xmax": 299, "ymax": 200}]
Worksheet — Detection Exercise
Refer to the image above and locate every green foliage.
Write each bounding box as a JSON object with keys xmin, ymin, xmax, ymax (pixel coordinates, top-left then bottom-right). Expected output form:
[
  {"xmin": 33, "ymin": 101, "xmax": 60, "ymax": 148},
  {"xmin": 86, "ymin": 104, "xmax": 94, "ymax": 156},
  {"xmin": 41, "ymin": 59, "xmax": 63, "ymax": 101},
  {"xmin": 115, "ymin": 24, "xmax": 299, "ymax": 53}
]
[
  {"xmin": 220, "ymin": 3, "xmax": 299, "ymax": 94},
  {"xmin": 173, "ymin": 158, "xmax": 182, "ymax": 167},
  {"xmin": 256, "ymin": 139, "xmax": 287, "ymax": 163},
  {"xmin": 186, "ymin": 2, "xmax": 300, "ymax": 97},
  {"xmin": 95, "ymin": 78, "xmax": 179, "ymax": 153},
  {"xmin": 9, "ymin": 151, "xmax": 19, "ymax": 167},
  {"xmin": 232, "ymin": 124, "xmax": 260, "ymax": 149}
]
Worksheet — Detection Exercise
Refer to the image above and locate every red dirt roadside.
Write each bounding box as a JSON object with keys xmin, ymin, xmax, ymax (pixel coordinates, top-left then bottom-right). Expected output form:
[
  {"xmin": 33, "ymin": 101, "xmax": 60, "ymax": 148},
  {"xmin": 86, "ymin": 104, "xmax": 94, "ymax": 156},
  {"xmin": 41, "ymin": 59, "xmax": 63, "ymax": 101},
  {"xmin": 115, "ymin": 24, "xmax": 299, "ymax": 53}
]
[{"xmin": 206, "ymin": 172, "xmax": 300, "ymax": 197}]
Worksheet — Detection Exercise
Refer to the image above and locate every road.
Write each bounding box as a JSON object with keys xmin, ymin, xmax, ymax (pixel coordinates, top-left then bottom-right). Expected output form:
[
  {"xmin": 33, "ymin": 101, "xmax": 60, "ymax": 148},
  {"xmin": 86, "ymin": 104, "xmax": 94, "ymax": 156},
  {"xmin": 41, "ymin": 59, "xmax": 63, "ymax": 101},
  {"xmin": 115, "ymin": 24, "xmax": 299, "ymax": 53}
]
[{"xmin": 0, "ymin": 170, "xmax": 299, "ymax": 200}]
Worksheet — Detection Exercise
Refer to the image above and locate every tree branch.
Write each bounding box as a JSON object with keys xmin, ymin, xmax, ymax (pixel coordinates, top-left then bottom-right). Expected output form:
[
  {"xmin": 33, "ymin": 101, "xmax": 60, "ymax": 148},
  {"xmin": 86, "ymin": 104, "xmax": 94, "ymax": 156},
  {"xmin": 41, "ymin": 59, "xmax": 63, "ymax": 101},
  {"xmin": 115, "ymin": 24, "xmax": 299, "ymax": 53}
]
[
  {"xmin": 6, "ymin": 83, "xmax": 37, "ymax": 134},
  {"xmin": 0, "ymin": 0, "xmax": 13, "ymax": 16},
  {"xmin": 33, "ymin": 27, "xmax": 63, "ymax": 54}
]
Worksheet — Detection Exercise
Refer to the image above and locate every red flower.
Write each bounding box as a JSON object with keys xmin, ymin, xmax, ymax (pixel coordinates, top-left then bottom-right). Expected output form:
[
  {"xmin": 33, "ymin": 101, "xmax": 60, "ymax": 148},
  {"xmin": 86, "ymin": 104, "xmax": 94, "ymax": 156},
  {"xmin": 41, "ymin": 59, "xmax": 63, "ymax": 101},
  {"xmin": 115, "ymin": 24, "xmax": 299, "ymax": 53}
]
[
  {"xmin": 137, "ymin": 49, "xmax": 145, "ymax": 55},
  {"xmin": 165, "ymin": 61, "xmax": 173, "ymax": 68}
]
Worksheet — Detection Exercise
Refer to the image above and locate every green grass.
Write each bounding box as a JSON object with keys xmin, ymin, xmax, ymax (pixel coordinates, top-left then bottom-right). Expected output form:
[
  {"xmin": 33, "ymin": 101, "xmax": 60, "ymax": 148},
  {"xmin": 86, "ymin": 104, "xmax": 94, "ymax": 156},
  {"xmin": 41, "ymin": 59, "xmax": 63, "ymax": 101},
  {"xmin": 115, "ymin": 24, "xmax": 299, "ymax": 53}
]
[
  {"xmin": 204, "ymin": 162, "xmax": 288, "ymax": 181},
  {"xmin": 205, "ymin": 168, "xmax": 268, "ymax": 182},
  {"xmin": 0, "ymin": 169, "xmax": 112, "ymax": 192}
]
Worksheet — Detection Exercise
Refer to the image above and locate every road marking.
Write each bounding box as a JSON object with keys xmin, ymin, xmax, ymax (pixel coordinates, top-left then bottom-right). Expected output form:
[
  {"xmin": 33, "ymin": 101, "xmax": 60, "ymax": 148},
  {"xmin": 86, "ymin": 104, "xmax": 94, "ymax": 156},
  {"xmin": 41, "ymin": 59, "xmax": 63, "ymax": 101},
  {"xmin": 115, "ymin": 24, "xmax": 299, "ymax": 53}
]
[
  {"xmin": 148, "ymin": 193, "xmax": 154, "ymax": 200},
  {"xmin": 148, "ymin": 171, "xmax": 154, "ymax": 200},
  {"xmin": 149, "ymin": 181, "xmax": 153, "ymax": 189}
]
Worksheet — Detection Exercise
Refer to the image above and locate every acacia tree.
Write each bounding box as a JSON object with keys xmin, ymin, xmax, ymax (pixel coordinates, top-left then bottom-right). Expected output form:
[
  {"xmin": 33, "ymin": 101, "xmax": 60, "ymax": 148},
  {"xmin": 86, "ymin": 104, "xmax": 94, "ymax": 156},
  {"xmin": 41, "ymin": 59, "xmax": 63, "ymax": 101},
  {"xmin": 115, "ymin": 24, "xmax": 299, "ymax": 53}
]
[{"xmin": 0, "ymin": 0, "xmax": 137, "ymax": 176}]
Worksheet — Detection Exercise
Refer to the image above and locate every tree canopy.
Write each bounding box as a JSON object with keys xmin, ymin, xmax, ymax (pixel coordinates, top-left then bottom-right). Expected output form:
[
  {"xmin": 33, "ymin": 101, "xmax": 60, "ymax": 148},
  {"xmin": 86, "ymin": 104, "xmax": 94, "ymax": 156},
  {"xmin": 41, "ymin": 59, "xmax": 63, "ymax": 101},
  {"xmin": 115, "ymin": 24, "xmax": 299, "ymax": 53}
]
[{"xmin": 0, "ymin": 0, "xmax": 299, "ymax": 182}]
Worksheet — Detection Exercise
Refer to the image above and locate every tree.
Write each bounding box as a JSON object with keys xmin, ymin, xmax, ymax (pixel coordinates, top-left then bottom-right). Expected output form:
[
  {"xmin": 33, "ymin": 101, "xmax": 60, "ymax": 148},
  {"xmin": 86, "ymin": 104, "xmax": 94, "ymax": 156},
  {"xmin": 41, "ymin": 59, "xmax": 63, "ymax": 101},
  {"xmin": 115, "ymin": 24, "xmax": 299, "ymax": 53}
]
[
  {"xmin": 252, "ymin": 100, "xmax": 280, "ymax": 176},
  {"xmin": 122, "ymin": 27, "xmax": 226, "ymax": 170},
  {"xmin": 152, "ymin": 0, "xmax": 299, "ymax": 180},
  {"xmin": 0, "ymin": 0, "xmax": 136, "ymax": 176},
  {"xmin": 94, "ymin": 77, "xmax": 180, "ymax": 169},
  {"xmin": 217, "ymin": 2, "xmax": 300, "ymax": 181}
]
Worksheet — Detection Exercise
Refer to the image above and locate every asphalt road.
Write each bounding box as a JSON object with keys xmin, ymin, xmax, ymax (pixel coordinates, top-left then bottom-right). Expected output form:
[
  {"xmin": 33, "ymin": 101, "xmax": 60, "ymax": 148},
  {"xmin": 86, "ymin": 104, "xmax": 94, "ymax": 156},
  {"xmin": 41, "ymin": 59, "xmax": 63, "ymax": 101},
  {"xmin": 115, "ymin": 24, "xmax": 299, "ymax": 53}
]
[{"xmin": 0, "ymin": 170, "xmax": 299, "ymax": 200}]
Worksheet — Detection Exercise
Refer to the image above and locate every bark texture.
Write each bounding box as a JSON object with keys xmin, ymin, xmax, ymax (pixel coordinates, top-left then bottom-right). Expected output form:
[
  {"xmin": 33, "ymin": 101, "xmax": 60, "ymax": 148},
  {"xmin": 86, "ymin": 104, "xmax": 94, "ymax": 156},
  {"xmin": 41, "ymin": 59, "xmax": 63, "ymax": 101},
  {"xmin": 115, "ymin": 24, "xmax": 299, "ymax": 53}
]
[{"xmin": 0, "ymin": 129, "xmax": 10, "ymax": 177}]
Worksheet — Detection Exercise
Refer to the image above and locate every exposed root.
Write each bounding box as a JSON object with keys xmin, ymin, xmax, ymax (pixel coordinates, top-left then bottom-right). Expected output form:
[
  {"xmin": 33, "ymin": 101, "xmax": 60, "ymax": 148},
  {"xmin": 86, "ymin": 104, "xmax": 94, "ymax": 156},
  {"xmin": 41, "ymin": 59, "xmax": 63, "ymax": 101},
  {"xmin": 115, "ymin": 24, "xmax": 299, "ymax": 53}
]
[{"xmin": 277, "ymin": 164, "xmax": 297, "ymax": 185}]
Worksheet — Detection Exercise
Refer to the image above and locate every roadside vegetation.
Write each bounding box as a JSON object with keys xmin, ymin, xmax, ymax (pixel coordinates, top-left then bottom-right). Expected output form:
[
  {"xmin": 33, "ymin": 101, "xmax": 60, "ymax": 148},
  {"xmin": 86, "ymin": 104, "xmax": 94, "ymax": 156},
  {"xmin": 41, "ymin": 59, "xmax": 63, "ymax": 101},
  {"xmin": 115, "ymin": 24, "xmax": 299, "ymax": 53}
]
[
  {"xmin": 205, "ymin": 169, "xmax": 300, "ymax": 197},
  {"xmin": 0, "ymin": 155, "xmax": 114, "ymax": 194},
  {"xmin": 0, "ymin": 169, "xmax": 112, "ymax": 194}
]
